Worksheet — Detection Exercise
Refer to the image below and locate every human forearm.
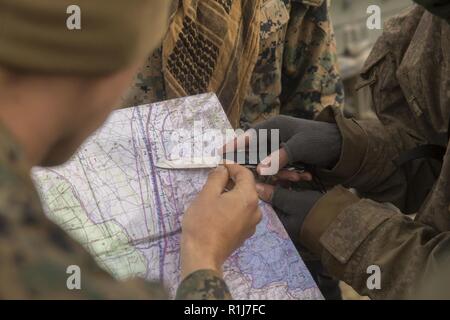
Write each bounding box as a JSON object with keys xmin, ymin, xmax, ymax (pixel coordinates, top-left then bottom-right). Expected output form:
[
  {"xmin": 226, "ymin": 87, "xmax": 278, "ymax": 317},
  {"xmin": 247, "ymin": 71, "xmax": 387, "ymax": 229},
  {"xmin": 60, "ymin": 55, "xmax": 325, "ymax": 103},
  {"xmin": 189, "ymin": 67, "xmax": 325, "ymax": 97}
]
[
  {"xmin": 177, "ymin": 164, "xmax": 260, "ymax": 300},
  {"xmin": 316, "ymin": 107, "xmax": 418, "ymax": 210},
  {"xmin": 300, "ymin": 187, "xmax": 450, "ymax": 299}
]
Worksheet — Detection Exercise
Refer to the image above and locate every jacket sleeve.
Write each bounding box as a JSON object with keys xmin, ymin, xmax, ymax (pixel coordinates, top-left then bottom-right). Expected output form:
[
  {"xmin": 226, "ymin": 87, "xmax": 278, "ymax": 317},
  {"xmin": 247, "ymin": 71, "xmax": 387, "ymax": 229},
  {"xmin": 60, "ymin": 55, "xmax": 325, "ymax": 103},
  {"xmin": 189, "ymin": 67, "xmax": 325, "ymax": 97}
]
[
  {"xmin": 315, "ymin": 106, "xmax": 440, "ymax": 214},
  {"xmin": 119, "ymin": 47, "xmax": 166, "ymax": 108},
  {"xmin": 281, "ymin": 0, "xmax": 344, "ymax": 120},
  {"xmin": 314, "ymin": 9, "xmax": 442, "ymax": 213},
  {"xmin": 300, "ymin": 186, "xmax": 450, "ymax": 299},
  {"xmin": 176, "ymin": 270, "xmax": 232, "ymax": 300}
]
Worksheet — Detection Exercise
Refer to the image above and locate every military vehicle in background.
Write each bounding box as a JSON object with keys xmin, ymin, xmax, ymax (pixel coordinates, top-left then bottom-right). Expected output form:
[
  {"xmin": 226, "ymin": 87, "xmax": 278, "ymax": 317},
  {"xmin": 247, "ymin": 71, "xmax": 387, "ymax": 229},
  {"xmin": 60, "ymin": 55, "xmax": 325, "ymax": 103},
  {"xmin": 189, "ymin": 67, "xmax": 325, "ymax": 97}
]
[{"xmin": 331, "ymin": 0, "xmax": 412, "ymax": 118}]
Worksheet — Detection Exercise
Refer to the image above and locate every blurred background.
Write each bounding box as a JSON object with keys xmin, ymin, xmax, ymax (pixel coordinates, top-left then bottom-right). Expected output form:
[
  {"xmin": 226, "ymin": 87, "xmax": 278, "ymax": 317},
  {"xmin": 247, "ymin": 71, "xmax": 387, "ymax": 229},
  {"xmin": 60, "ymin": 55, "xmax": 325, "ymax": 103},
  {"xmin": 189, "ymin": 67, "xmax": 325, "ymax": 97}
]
[{"xmin": 332, "ymin": 0, "xmax": 412, "ymax": 120}]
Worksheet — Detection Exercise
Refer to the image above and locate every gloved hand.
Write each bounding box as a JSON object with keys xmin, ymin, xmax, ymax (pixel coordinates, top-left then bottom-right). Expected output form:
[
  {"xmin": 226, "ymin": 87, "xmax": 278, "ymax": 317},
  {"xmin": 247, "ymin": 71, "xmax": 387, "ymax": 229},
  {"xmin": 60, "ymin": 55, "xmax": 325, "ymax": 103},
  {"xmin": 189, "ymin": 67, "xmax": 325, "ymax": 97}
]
[
  {"xmin": 223, "ymin": 115, "xmax": 342, "ymax": 181},
  {"xmin": 256, "ymin": 183, "xmax": 323, "ymax": 247},
  {"xmin": 221, "ymin": 115, "xmax": 339, "ymax": 242},
  {"xmin": 254, "ymin": 115, "xmax": 342, "ymax": 168}
]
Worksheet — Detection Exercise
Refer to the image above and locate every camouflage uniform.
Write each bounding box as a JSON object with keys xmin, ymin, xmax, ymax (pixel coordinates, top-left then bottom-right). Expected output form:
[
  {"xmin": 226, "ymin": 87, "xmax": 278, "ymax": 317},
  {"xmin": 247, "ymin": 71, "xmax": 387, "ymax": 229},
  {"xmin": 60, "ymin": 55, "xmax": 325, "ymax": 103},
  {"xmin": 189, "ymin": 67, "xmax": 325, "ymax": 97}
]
[
  {"xmin": 0, "ymin": 124, "xmax": 230, "ymax": 299},
  {"xmin": 242, "ymin": 0, "xmax": 343, "ymax": 126},
  {"xmin": 120, "ymin": 0, "xmax": 343, "ymax": 299},
  {"xmin": 299, "ymin": 6, "xmax": 450, "ymax": 299},
  {"xmin": 122, "ymin": 0, "xmax": 343, "ymax": 127}
]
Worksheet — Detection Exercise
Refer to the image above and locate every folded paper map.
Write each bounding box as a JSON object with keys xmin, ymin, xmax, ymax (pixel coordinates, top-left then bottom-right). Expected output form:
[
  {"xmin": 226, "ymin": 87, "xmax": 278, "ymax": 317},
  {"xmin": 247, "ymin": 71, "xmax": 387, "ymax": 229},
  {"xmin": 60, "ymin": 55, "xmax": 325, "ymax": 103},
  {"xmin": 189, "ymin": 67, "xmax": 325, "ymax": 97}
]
[{"xmin": 33, "ymin": 93, "xmax": 323, "ymax": 300}]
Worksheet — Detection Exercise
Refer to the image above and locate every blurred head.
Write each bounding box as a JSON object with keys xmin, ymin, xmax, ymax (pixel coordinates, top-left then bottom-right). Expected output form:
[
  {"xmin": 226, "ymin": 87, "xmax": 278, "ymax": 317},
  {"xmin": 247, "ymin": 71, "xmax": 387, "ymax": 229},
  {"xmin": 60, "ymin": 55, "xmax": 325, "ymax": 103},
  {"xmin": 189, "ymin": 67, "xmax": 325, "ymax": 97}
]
[
  {"xmin": 0, "ymin": 61, "xmax": 146, "ymax": 166},
  {"xmin": 0, "ymin": 0, "xmax": 170, "ymax": 166},
  {"xmin": 0, "ymin": 65, "xmax": 144, "ymax": 166}
]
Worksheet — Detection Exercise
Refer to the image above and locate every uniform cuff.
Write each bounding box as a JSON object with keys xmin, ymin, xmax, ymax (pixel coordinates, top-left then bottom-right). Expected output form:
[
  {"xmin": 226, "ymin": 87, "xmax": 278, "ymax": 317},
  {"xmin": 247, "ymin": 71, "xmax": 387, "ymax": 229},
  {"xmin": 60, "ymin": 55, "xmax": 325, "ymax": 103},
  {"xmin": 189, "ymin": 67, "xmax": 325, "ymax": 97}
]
[
  {"xmin": 315, "ymin": 107, "xmax": 368, "ymax": 186},
  {"xmin": 300, "ymin": 186, "xmax": 360, "ymax": 256},
  {"xmin": 300, "ymin": 187, "xmax": 397, "ymax": 281},
  {"xmin": 175, "ymin": 270, "xmax": 232, "ymax": 300}
]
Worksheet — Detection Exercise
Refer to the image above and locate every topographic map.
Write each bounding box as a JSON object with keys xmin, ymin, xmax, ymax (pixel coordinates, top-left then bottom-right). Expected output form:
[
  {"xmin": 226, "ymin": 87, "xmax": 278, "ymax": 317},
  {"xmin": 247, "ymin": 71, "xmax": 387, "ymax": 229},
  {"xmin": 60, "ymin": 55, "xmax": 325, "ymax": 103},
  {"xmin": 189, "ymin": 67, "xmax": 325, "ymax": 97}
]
[{"xmin": 33, "ymin": 93, "xmax": 322, "ymax": 300}]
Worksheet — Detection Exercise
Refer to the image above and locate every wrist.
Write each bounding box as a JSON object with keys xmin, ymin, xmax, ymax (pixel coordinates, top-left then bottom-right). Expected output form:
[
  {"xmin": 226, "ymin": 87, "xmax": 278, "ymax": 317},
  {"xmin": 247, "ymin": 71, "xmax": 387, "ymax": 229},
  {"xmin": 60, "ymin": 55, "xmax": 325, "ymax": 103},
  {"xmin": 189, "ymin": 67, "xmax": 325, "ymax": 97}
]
[
  {"xmin": 300, "ymin": 186, "xmax": 360, "ymax": 255},
  {"xmin": 180, "ymin": 234, "xmax": 223, "ymax": 280}
]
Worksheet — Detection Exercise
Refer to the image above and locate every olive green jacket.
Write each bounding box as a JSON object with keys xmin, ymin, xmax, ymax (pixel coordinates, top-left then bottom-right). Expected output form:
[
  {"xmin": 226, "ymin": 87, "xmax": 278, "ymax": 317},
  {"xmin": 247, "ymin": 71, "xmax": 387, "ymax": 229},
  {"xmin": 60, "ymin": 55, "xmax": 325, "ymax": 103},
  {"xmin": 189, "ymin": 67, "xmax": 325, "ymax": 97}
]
[{"xmin": 300, "ymin": 6, "xmax": 450, "ymax": 299}]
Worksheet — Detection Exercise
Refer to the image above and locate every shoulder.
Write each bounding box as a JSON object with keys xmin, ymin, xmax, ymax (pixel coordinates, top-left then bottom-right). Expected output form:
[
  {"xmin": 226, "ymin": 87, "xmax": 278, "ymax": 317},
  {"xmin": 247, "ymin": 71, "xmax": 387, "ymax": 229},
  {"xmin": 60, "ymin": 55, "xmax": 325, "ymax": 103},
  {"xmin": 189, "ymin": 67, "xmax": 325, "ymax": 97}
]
[{"xmin": 0, "ymin": 158, "xmax": 42, "ymax": 228}]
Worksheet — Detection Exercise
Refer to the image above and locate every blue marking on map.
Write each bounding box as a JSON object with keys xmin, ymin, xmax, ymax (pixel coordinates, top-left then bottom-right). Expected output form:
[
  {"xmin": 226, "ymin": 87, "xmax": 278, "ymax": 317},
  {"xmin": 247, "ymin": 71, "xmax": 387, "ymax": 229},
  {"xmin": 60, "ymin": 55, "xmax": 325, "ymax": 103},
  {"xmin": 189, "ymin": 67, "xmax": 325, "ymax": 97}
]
[{"xmin": 237, "ymin": 212, "xmax": 316, "ymax": 291}]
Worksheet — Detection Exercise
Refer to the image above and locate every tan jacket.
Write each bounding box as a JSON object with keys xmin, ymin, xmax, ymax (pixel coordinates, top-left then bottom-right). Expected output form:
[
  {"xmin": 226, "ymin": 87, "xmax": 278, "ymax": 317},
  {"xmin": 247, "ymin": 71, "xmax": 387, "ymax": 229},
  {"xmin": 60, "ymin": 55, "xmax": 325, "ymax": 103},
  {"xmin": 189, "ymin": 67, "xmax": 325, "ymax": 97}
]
[{"xmin": 300, "ymin": 6, "xmax": 450, "ymax": 299}]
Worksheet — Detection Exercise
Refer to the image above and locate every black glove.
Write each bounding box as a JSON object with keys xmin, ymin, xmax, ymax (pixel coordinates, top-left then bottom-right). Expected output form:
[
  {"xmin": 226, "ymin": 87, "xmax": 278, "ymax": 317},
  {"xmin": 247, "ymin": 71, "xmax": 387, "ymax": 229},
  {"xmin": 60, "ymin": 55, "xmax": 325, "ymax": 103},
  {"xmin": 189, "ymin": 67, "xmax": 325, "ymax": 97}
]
[
  {"xmin": 254, "ymin": 115, "xmax": 342, "ymax": 169},
  {"xmin": 270, "ymin": 186, "xmax": 323, "ymax": 246}
]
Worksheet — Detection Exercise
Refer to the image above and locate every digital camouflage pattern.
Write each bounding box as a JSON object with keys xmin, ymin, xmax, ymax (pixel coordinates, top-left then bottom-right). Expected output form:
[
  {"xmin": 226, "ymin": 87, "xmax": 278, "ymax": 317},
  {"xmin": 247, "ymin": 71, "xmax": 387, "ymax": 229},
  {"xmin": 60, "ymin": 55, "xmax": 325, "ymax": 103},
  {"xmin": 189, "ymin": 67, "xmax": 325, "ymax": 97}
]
[
  {"xmin": 243, "ymin": 0, "xmax": 343, "ymax": 125},
  {"xmin": 0, "ymin": 123, "xmax": 231, "ymax": 300},
  {"xmin": 300, "ymin": 6, "xmax": 450, "ymax": 299},
  {"xmin": 241, "ymin": 0, "xmax": 293, "ymax": 125},
  {"xmin": 121, "ymin": 0, "xmax": 343, "ymax": 126},
  {"xmin": 175, "ymin": 270, "xmax": 232, "ymax": 300},
  {"xmin": 280, "ymin": 0, "xmax": 343, "ymax": 120},
  {"xmin": 122, "ymin": 47, "xmax": 166, "ymax": 108}
]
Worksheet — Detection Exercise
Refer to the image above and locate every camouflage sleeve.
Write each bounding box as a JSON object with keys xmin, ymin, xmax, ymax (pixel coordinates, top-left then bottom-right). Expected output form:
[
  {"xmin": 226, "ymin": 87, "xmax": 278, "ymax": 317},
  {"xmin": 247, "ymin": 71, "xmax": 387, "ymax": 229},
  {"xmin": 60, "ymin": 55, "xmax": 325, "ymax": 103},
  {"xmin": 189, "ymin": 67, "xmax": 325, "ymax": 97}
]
[
  {"xmin": 316, "ymin": 105, "xmax": 438, "ymax": 214},
  {"xmin": 281, "ymin": 0, "xmax": 344, "ymax": 120},
  {"xmin": 0, "ymin": 175, "xmax": 170, "ymax": 299},
  {"xmin": 119, "ymin": 48, "xmax": 166, "ymax": 109},
  {"xmin": 0, "ymin": 171, "xmax": 229, "ymax": 299},
  {"xmin": 300, "ymin": 186, "xmax": 450, "ymax": 299},
  {"xmin": 176, "ymin": 270, "xmax": 232, "ymax": 300}
]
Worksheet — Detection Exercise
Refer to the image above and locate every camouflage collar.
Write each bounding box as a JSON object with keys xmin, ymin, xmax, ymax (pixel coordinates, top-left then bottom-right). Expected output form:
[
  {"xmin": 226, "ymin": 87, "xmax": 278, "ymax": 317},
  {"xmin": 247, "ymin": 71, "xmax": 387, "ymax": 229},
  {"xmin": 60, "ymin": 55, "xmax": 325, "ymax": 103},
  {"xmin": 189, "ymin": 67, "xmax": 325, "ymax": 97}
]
[{"xmin": 0, "ymin": 121, "xmax": 29, "ymax": 173}]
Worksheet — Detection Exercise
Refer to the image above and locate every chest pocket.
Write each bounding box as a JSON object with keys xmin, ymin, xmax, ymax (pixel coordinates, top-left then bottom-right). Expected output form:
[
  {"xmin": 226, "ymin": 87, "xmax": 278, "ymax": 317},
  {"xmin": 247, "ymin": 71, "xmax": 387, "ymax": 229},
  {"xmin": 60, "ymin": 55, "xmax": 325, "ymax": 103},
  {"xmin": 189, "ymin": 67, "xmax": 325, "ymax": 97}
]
[
  {"xmin": 356, "ymin": 47, "xmax": 415, "ymax": 125},
  {"xmin": 357, "ymin": 41, "xmax": 449, "ymax": 168},
  {"xmin": 260, "ymin": 0, "xmax": 290, "ymax": 40}
]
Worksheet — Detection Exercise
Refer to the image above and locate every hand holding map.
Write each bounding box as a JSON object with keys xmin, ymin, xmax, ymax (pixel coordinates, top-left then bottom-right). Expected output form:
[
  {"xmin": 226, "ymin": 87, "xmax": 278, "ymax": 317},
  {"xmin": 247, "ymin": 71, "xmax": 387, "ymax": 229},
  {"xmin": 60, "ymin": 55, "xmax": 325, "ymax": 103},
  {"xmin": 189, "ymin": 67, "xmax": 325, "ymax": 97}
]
[
  {"xmin": 181, "ymin": 164, "xmax": 262, "ymax": 279},
  {"xmin": 33, "ymin": 93, "xmax": 322, "ymax": 299}
]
